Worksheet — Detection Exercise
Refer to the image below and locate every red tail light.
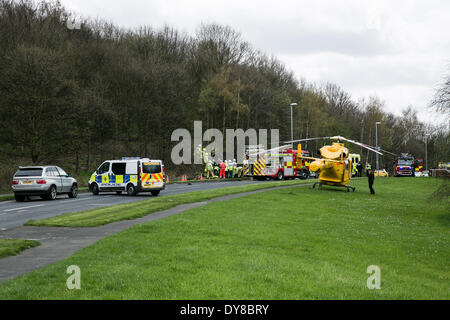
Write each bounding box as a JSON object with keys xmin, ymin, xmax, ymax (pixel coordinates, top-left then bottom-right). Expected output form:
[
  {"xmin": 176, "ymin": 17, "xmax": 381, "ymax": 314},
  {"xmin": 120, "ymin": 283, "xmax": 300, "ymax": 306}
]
[
  {"xmin": 36, "ymin": 180, "xmax": 46, "ymax": 184},
  {"xmin": 138, "ymin": 167, "xmax": 141, "ymax": 176},
  {"xmin": 12, "ymin": 180, "xmax": 18, "ymax": 185}
]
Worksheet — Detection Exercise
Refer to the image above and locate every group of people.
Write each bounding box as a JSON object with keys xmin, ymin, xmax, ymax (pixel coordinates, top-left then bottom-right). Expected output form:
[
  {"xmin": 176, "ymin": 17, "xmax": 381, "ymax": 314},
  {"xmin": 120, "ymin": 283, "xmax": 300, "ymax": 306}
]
[
  {"xmin": 197, "ymin": 145, "xmax": 241, "ymax": 179},
  {"xmin": 217, "ymin": 160, "xmax": 240, "ymax": 179}
]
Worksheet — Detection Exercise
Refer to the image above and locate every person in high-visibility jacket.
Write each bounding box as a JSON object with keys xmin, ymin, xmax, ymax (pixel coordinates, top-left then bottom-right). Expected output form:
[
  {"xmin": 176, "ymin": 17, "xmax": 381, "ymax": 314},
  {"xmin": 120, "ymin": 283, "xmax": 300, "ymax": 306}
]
[
  {"xmin": 365, "ymin": 162, "xmax": 372, "ymax": 177},
  {"xmin": 206, "ymin": 160, "xmax": 214, "ymax": 178},
  {"xmin": 232, "ymin": 159, "xmax": 238, "ymax": 178},
  {"xmin": 219, "ymin": 160, "xmax": 226, "ymax": 179},
  {"xmin": 225, "ymin": 160, "xmax": 230, "ymax": 178}
]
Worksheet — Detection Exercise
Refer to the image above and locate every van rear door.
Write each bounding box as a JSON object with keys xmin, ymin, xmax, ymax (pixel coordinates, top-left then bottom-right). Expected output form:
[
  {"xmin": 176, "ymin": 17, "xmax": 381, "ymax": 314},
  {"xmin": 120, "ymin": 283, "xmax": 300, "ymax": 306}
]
[{"xmin": 141, "ymin": 161, "xmax": 164, "ymax": 189}]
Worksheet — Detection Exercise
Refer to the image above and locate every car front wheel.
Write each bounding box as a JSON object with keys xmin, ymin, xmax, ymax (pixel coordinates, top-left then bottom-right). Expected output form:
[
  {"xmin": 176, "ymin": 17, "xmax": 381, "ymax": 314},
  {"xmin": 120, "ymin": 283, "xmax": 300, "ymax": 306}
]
[{"xmin": 68, "ymin": 184, "xmax": 78, "ymax": 198}]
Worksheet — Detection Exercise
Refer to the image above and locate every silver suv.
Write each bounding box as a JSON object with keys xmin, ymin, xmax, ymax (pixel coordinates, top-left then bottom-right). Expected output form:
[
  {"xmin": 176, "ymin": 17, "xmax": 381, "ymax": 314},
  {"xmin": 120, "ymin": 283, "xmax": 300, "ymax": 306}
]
[{"xmin": 11, "ymin": 166, "xmax": 78, "ymax": 202}]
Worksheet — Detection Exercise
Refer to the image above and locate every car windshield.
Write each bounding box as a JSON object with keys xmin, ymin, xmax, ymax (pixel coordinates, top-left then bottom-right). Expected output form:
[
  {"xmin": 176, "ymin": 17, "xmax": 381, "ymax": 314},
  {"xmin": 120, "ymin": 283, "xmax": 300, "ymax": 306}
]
[
  {"xmin": 142, "ymin": 162, "xmax": 161, "ymax": 174},
  {"xmin": 14, "ymin": 168, "xmax": 43, "ymax": 177}
]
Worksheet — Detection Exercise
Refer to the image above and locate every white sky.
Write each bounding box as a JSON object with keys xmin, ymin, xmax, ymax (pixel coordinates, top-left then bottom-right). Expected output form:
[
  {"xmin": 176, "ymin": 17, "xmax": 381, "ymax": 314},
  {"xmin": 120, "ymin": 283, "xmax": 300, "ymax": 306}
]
[{"xmin": 60, "ymin": 0, "xmax": 450, "ymax": 125}]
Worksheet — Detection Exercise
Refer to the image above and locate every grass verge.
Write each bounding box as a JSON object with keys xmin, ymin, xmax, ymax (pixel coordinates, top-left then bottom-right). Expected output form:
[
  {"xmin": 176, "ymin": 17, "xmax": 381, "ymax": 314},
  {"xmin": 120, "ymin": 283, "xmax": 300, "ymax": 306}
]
[
  {"xmin": 0, "ymin": 195, "xmax": 14, "ymax": 202},
  {"xmin": 0, "ymin": 239, "xmax": 40, "ymax": 259},
  {"xmin": 1, "ymin": 177, "xmax": 448, "ymax": 299},
  {"xmin": 25, "ymin": 179, "xmax": 312, "ymax": 227}
]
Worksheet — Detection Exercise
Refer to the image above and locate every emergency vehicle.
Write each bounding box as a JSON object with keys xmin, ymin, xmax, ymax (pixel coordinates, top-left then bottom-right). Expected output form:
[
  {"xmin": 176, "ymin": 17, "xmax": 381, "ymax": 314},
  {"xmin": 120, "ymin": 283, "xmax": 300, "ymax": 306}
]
[
  {"xmin": 88, "ymin": 157, "xmax": 165, "ymax": 196},
  {"xmin": 250, "ymin": 146, "xmax": 312, "ymax": 180},
  {"xmin": 394, "ymin": 153, "xmax": 415, "ymax": 177},
  {"xmin": 414, "ymin": 158, "xmax": 424, "ymax": 174}
]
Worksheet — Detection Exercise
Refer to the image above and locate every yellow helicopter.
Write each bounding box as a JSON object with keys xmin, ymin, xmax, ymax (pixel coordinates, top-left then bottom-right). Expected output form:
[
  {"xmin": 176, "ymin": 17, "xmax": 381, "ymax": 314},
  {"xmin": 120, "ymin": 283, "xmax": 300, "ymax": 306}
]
[{"xmin": 285, "ymin": 136, "xmax": 383, "ymax": 192}]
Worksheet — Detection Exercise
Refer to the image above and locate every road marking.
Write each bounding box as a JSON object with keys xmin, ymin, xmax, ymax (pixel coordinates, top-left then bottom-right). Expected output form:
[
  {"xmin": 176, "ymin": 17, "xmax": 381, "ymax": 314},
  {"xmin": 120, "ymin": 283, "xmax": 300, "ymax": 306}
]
[{"xmin": 2, "ymin": 204, "xmax": 45, "ymax": 212}]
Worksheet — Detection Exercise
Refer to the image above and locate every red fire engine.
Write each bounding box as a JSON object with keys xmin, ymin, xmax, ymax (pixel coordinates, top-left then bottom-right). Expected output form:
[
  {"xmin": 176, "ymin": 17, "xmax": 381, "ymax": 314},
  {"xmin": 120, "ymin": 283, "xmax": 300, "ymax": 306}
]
[{"xmin": 252, "ymin": 147, "xmax": 312, "ymax": 180}]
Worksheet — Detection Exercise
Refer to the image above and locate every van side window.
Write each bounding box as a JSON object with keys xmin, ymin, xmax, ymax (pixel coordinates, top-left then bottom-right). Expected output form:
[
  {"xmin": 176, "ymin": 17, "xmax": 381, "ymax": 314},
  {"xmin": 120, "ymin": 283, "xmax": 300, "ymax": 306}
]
[
  {"xmin": 98, "ymin": 162, "xmax": 110, "ymax": 174},
  {"xmin": 112, "ymin": 163, "xmax": 126, "ymax": 175}
]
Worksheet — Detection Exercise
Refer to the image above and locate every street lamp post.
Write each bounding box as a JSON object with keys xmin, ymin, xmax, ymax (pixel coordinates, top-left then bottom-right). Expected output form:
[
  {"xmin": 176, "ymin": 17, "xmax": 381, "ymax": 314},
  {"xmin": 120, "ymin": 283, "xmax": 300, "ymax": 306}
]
[
  {"xmin": 375, "ymin": 121, "xmax": 381, "ymax": 172},
  {"xmin": 289, "ymin": 103, "xmax": 297, "ymax": 145},
  {"xmin": 425, "ymin": 134, "xmax": 430, "ymax": 171}
]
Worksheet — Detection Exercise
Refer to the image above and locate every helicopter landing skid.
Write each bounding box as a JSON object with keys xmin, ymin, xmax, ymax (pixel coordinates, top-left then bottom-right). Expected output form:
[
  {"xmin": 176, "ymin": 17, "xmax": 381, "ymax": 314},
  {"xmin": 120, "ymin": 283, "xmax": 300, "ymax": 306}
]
[{"xmin": 312, "ymin": 182, "xmax": 355, "ymax": 192}]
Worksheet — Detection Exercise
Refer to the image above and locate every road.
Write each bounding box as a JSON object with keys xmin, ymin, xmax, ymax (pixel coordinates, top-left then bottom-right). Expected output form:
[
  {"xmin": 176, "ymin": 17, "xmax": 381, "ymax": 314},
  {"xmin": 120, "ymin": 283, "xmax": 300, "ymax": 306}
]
[{"xmin": 0, "ymin": 180, "xmax": 265, "ymax": 230}]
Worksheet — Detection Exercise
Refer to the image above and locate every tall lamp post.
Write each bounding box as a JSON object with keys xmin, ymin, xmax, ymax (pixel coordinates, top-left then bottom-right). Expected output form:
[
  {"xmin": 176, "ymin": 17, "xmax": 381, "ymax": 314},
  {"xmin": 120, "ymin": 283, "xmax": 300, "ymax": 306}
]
[
  {"xmin": 375, "ymin": 121, "xmax": 381, "ymax": 172},
  {"xmin": 289, "ymin": 103, "xmax": 297, "ymax": 146},
  {"xmin": 425, "ymin": 133, "xmax": 430, "ymax": 171}
]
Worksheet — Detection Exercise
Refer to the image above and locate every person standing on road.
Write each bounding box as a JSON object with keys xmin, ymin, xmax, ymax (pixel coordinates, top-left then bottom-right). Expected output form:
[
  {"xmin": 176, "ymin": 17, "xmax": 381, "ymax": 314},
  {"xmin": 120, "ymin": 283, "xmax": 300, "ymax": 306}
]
[
  {"xmin": 219, "ymin": 160, "xmax": 226, "ymax": 179},
  {"xmin": 367, "ymin": 168, "xmax": 375, "ymax": 195}
]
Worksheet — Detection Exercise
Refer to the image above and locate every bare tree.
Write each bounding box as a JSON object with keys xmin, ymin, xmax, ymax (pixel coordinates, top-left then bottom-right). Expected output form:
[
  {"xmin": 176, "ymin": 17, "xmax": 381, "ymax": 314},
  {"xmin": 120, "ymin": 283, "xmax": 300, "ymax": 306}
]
[{"xmin": 430, "ymin": 73, "xmax": 450, "ymax": 116}]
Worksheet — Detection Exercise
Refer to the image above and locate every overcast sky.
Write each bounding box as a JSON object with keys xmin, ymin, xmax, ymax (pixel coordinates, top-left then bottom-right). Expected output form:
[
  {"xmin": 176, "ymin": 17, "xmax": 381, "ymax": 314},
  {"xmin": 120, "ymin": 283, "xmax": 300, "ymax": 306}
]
[{"xmin": 60, "ymin": 0, "xmax": 450, "ymax": 125}]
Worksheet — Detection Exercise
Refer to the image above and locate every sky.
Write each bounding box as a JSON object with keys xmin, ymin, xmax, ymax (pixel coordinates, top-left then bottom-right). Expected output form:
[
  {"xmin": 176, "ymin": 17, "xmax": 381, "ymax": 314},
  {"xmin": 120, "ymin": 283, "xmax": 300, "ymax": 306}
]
[{"xmin": 60, "ymin": 0, "xmax": 450, "ymax": 125}]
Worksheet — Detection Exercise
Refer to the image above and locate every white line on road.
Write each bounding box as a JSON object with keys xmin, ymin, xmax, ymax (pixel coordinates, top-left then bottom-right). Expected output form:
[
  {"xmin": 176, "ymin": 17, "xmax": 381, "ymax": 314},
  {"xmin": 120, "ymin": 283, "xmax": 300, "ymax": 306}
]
[{"xmin": 2, "ymin": 204, "xmax": 45, "ymax": 213}]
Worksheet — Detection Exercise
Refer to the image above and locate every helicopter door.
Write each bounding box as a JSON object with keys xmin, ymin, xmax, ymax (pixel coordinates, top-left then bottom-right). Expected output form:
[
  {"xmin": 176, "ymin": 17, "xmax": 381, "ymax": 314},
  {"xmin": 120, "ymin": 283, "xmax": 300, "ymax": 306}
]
[{"xmin": 283, "ymin": 156, "xmax": 294, "ymax": 176}]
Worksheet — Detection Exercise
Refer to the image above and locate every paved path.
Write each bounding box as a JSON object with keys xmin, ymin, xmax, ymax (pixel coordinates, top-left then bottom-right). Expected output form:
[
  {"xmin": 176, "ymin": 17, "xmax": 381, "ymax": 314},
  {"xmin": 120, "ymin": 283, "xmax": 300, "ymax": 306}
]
[
  {"xmin": 0, "ymin": 180, "xmax": 264, "ymax": 230},
  {"xmin": 0, "ymin": 183, "xmax": 311, "ymax": 283}
]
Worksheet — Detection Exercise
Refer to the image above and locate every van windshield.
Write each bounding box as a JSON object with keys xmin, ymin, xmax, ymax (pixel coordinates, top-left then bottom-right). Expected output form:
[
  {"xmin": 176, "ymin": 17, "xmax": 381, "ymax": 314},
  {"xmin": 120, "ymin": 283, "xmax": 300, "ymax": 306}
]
[
  {"xmin": 142, "ymin": 162, "xmax": 161, "ymax": 174},
  {"xmin": 14, "ymin": 168, "xmax": 43, "ymax": 177}
]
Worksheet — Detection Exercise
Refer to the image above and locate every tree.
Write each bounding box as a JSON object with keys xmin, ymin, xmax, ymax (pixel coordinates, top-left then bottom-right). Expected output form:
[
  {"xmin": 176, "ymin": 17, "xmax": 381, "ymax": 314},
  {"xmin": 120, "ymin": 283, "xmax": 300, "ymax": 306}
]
[
  {"xmin": 430, "ymin": 73, "xmax": 450, "ymax": 117},
  {"xmin": 0, "ymin": 45, "xmax": 77, "ymax": 163}
]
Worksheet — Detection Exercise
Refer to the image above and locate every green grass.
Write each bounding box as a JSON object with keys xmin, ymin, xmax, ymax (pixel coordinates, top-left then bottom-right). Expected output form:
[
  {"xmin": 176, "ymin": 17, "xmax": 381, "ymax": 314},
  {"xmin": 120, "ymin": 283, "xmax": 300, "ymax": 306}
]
[
  {"xmin": 1, "ymin": 177, "xmax": 448, "ymax": 299},
  {"xmin": 25, "ymin": 179, "xmax": 312, "ymax": 227},
  {"xmin": 0, "ymin": 239, "xmax": 40, "ymax": 259},
  {"xmin": 0, "ymin": 195, "xmax": 14, "ymax": 202}
]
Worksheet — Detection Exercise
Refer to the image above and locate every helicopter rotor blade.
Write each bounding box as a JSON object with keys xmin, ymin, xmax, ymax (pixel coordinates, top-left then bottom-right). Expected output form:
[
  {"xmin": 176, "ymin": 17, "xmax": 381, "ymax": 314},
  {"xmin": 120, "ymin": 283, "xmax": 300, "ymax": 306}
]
[
  {"xmin": 329, "ymin": 136, "xmax": 383, "ymax": 155},
  {"xmin": 284, "ymin": 137, "xmax": 331, "ymax": 144}
]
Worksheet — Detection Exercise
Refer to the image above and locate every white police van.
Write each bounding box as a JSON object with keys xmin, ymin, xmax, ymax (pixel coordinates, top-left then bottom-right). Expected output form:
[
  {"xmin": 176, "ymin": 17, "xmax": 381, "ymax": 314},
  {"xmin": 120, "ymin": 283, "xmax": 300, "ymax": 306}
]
[{"xmin": 88, "ymin": 157, "xmax": 165, "ymax": 196}]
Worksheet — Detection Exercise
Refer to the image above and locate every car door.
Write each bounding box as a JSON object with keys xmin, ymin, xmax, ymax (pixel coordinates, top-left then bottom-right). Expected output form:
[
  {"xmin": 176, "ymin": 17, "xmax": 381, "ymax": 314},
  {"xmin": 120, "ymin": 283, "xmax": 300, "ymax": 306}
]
[
  {"xmin": 56, "ymin": 167, "xmax": 72, "ymax": 192},
  {"xmin": 46, "ymin": 167, "xmax": 63, "ymax": 193}
]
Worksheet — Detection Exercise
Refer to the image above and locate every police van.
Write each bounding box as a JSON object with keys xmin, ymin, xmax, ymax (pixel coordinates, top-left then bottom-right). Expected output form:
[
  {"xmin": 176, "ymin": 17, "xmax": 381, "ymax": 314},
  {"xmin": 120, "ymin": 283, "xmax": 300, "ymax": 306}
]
[{"xmin": 88, "ymin": 157, "xmax": 165, "ymax": 196}]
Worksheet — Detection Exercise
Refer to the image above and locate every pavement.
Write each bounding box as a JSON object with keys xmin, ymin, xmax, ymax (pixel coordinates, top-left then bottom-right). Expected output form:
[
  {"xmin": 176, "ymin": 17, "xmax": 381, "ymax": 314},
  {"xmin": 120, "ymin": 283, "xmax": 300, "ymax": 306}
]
[
  {"xmin": 0, "ymin": 180, "xmax": 262, "ymax": 230},
  {"xmin": 0, "ymin": 183, "xmax": 312, "ymax": 283}
]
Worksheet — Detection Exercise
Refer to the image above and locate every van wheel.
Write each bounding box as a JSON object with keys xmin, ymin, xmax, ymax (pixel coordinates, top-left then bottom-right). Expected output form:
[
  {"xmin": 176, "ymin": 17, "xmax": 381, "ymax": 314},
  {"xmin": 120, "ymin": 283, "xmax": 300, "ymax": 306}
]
[
  {"xmin": 127, "ymin": 184, "xmax": 137, "ymax": 196},
  {"xmin": 68, "ymin": 184, "xmax": 78, "ymax": 198},
  {"xmin": 92, "ymin": 183, "xmax": 99, "ymax": 195},
  {"xmin": 151, "ymin": 190, "xmax": 160, "ymax": 196},
  {"xmin": 14, "ymin": 194, "xmax": 25, "ymax": 202}
]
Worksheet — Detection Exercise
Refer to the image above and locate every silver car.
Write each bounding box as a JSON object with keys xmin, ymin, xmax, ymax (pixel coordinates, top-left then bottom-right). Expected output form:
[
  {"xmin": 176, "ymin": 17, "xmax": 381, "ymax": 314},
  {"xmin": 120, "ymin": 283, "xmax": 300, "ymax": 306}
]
[{"xmin": 11, "ymin": 166, "xmax": 78, "ymax": 202}]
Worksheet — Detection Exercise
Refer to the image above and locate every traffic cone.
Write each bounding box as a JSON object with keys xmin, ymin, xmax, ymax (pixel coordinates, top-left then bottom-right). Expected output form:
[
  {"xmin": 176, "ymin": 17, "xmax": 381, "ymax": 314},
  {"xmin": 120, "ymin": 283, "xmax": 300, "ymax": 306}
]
[
  {"xmin": 181, "ymin": 174, "xmax": 187, "ymax": 182},
  {"xmin": 199, "ymin": 174, "xmax": 203, "ymax": 180},
  {"xmin": 166, "ymin": 175, "xmax": 169, "ymax": 183}
]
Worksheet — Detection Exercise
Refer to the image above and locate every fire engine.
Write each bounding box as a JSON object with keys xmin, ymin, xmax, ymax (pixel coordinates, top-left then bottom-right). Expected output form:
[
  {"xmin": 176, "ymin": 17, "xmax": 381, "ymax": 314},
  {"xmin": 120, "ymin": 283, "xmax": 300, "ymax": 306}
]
[
  {"xmin": 394, "ymin": 153, "xmax": 415, "ymax": 177},
  {"xmin": 414, "ymin": 158, "xmax": 424, "ymax": 174},
  {"xmin": 248, "ymin": 145, "xmax": 312, "ymax": 180}
]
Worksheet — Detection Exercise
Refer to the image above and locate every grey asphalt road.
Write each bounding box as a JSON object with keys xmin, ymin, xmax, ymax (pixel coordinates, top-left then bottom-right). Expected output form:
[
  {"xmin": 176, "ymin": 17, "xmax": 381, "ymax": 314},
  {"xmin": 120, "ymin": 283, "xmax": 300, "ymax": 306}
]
[{"xmin": 0, "ymin": 180, "xmax": 267, "ymax": 230}]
